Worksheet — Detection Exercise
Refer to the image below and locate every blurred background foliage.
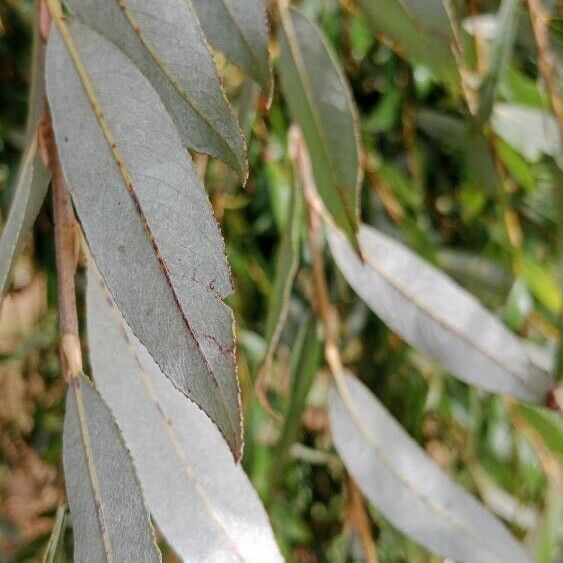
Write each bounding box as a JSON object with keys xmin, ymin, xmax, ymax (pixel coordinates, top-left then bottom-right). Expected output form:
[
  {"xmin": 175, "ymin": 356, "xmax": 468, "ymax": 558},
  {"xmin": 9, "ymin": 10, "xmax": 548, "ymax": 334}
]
[{"xmin": 0, "ymin": 0, "xmax": 561, "ymax": 561}]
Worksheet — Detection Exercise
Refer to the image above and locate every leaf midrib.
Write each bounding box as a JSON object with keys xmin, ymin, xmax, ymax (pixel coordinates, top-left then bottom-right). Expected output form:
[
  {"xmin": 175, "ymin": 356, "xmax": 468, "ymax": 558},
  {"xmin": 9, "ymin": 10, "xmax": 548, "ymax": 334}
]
[
  {"xmin": 51, "ymin": 13, "xmax": 238, "ymax": 445},
  {"xmin": 115, "ymin": 0, "xmax": 243, "ymax": 175},
  {"xmin": 344, "ymin": 227, "xmax": 548, "ymax": 397},
  {"xmin": 97, "ymin": 274, "xmax": 245, "ymax": 561},
  {"xmin": 332, "ymin": 377, "xmax": 519, "ymax": 562},
  {"xmin": 280, "ymin": 8, "xmax": 357, "ymax": 235}
]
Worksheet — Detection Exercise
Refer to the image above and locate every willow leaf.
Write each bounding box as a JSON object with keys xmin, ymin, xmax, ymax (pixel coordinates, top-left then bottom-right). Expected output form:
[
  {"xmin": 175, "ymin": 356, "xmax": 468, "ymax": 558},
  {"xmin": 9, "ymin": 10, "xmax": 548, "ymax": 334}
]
[
  {"xmin": 191, "ymin": 0, "xmax": 271, "ymax": 96},
  {"xmin": 65, "ymin": 0, "xmax": 246, "ymax": 179},
  {"xmin": 327, "ymin": 223, "xmax": 553, "ymax": 402},
  {"xmin": 0, "ymin": 137, "xmax": 49, "ymax": 297},
  {"xmin": 64, "ymin": 373, "xmax": 161, "ymax": 563},
  {"xmin": 278, "ymin": 8, "xmax": 361, "ymax": 244},
  {"xmin": 42, "ymin": 504, "xmax": 67, "ymax": 563},
  {"xmin": 86, "ymin": 266, "xmax": 283, "ymax": 562},
  {"xmin": 46, "ymin": 20, "xmax": 242, "ymax": 456},
  {"xmin": 262, "ymin": 172, "xmax": 302, "ymax": 365},
  {"xmin": 329, "ymin": 373, "xmax": 532, "ymax": 563},
  {"xmin": 0, "ymin": 7, "xmax": 50, "ymax": 298},
  {"xmin": 477, "ymin": 0, "xmax": 520, "ymax": 123},
  {"xmin": 355, "ymin": 0, "xmax": 459, "ymax": 90}
]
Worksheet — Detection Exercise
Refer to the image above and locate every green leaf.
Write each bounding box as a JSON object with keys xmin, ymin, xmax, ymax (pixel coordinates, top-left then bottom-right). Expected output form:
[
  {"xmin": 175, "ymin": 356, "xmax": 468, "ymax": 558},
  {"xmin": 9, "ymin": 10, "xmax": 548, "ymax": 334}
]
[
  {"xmin": 268, "ymin": 315, "xmax": 321, "ymax": 494},
  {"xmin": 63, "ymin": 374, "xmax": 161, "ymax": 562},
  {"xmin": 278, "ymin": 8, "xmax": 361, "ymax": 245},
  {"xmin": 327, "ymin": 223, "xmax": 554, "ymax": 402},
  {"xmin": 65, "ymin": 0, "xmax": 247, "ymax": 179},
  {"xmin": 0, "ymin": 6, "xmax": 50, "ymax": 298},
  {"xmin": 262, "ymin": 166, "xmax": 303, "ymax": 365},
  {"xmin": 355, "ymin": 0, "xmax": 460, "ymax": 89},
  {"xmin": 518, "ymin": 255, "xmax": 561, "ymax": 314},
  {"xmin": 477, "ymin": 0, "xmax": 520, "ymax": 123},
  {"xmin": 329, "ymin": 372, "xmax": 533, "ymax": 563},
  {"xmin": 190, "ymin": 0, "xmax": 272, "ymax": 97},
  {"xmin": 46, "ymin": 20, "xmax": 242, "ymax": 457},
  {"xmin": 517, "ymin": 404, "xmax": 563, "ymax": 460},
  {"xmin": 0, "ymin": 136, "xmax": 49, "ymax": 297},
  {"xmin": 86, "ymin": 266, "xmax": 283, "ymax": 562}
]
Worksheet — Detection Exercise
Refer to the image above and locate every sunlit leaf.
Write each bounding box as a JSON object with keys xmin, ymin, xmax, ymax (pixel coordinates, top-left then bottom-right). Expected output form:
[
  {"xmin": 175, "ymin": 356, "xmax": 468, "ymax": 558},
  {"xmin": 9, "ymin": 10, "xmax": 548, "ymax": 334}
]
[
  {"xmin": 492, "ymin": 104, "xmax": 562, "ymax": 162},
  {"xmin": 327, "ymin": 223, "xmax": 553, "ymax": 402},
  {"xmin": 64, "ymin": 373, "xmax": 161, "ymax": 562},
  {"xmin": 191, "ymin": 0, "xmax": 272, "ymax": 96},
  {"xmin": 329, "ymin": 372, "xmax": 533, "ymax": 563},
  {"xmin": 278, "ymin": 8, "xmax": 361, "ymax": 244},
  {"xmin": 86, "ymin": 266, "xmax": 282, "ymax": 562},
  {"xmin": 46, "ymin": 20, "xmax": 242, "ymax": 456},
  {"xmin": 65, "ymin": 0, "xmax": 246, "ymax": 179}
]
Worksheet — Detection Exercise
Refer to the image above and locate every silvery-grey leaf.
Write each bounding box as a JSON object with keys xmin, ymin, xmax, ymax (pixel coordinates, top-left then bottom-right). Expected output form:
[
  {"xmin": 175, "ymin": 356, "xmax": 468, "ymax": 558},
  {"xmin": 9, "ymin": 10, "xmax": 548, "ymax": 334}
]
[
  {"xmin": 492, "ymin": 104, "xmax": 562, "ymax": 162},
  {"xmin": 0, "ymin": 8, "xmax": 50, "ymax": 298},
  {"xmin": 63, "ymin": 374, "xmax": 161, "ymax": 563},
  {"xmin": 278, "ymin": 8, "xmax": 361, "ymax": 244},
  {"xmin": 329, "ymin": 373, "xmax": 532, "ymax": 563},
  {"xmin": 86, "ymin": 266, "xmax": 283, "ymax": 562},
  {"xmin": 46, "ymin": 21, "xmax": 242, "ymax": 456},
  {"xmin": 191, "ymin": 0, "xmax": 271, "ymax": 96},
  {"xmin": 65, "ymin": 0, "xmax": 246, "ymax": 179},
  {"xmin": 327, "ymin": 223, "xmax": 553, "ymax": 402},
  {"xmin": 0, "ymin": 138, "xmax": 49, "ymax": 297}
]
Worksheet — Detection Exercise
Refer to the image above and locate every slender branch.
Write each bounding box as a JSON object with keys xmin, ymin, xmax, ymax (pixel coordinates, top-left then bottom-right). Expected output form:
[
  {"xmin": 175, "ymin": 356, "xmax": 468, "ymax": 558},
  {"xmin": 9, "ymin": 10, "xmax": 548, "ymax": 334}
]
[
  {"xmin": 345, "ymin": 476, "xmax": 379, "ymax": 563},
  {"xmin": 40, "ymin": 110, "xmax": 82, "ymax": 382},
  {"xmin": 293, "ymin": 127, "xmax": 380, "ymax": 560}
]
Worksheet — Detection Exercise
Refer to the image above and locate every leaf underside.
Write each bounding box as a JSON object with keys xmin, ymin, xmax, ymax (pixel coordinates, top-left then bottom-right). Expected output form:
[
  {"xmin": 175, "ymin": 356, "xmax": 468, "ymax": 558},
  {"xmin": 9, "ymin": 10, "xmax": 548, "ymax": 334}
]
[
  {"xmin": 63, "ymin": 374, "xmax": 161, "ymax": 563},
  {"xmin": 65, "ymin": 0, "xmax": 247, "ymax": 179},
  {"xmin": 327, "ymin": 223, "xmax": 553, "ymax": 402},
  {"xmin": 86, "ymin": 264, "xmax": 283, "ymax": 562},
  {"xmin": 191, "ymin": 0, "xmax": 272, "ymax": 97},
  {"xmin": 330, "ymin": 373, "xmax": 532, "ymax": 563},
  {"xmin": 46, "ymin": 19, "xmax": 242, "ymax": 456}
]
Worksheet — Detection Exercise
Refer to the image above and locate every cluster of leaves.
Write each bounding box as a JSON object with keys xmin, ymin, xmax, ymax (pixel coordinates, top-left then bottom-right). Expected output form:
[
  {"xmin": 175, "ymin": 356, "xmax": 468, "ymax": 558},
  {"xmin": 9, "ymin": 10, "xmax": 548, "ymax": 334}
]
[{"xmin": 0, "ymin": 0, "xmax": 561, "ymax": 561}]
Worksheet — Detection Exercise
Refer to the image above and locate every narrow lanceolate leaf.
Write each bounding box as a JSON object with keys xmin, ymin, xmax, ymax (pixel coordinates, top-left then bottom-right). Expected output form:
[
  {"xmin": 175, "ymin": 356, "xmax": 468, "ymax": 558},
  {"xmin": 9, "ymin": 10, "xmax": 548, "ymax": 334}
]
[
  {"xmin": 278, "ymin": 8, "xmax": 361, "ymax": 244},
  {"xmin": 0, "ymin": 7, "xmax": 50, "ymax": 298},
  {"xmin": 262, "ymin": 173, "xmax": 303, "ymax": 365},
  {"xmin": 327, "ymin": 223, "xmax": 553, "ymax": 403},
  {"xmin": 65, "ymin": 0, "xmax": 246, "ymax": 179},
  {"xmin": 477, "ymin": 0, "xmax": 520, "ymax": 123},
  {"xmin": 63, "ymin": 374, "xmax": 161, "ymax": 563},
  {"xmin": 42, "ymin": 504, "xmax": 67, "ymax": 563},
  {"xmin": 329, "ymin": 373, "xmax": 532, "ymax": 563},
  {"xmin": 191, "ymin": 0, "xmax": 272, "ymax": 97},
  {"xmin": 0, "ymin": 136, "xmax": 49, "ymax": 297},
  {"xmin": 86, "ymin": 267, "xmax": 283, "ymax": 562},
  {"xmin": 46, "ymin": 20, "xmax": 242, "ymax": 456},
  {"xmin": 355, "ymin": 0, "xmax": 459, "ymax": 90}
]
